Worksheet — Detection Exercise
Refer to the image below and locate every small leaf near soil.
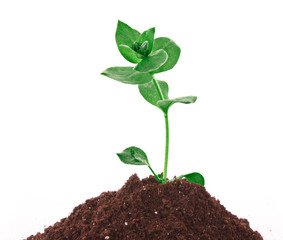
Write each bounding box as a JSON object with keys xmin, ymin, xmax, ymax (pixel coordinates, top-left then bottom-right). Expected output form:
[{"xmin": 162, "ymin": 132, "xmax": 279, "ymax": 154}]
[
  {"xmin": 117, "ymin": 146, "xmax": 149, "ymax": 165},
  {"xmin": 182, "ymin": 172, "xmax": 205, "ymax": 186}
]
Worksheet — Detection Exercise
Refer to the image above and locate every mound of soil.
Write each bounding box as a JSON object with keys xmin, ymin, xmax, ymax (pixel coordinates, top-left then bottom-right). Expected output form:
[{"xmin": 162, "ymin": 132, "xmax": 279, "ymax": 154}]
[{"xmin": 26, "ymin": 174, "xmax": 263, "ymax": 240}]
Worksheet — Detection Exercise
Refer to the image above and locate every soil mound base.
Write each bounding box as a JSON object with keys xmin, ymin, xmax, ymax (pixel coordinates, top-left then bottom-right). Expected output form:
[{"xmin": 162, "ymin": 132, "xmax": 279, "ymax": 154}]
[{"xmin": 26, "ymin": 174, "xmax": 263, "ymax": 240}]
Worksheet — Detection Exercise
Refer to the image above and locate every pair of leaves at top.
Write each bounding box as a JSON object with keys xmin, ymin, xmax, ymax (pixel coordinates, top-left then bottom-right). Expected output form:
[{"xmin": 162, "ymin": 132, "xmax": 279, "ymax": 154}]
[
  {"xmin": 116, "ymin": 20, "xmax": 180, "ymax": 74},
  {"xmin": 116, "ymin": 22, "xmax": 155, "ymax": 63},
  {"xmin": 117, "ymin": 146, "xmax": 205, "ymax": 186},
  {"xmin": 101, "ymin": 21, "xmax": 181, "ymax": 86}
]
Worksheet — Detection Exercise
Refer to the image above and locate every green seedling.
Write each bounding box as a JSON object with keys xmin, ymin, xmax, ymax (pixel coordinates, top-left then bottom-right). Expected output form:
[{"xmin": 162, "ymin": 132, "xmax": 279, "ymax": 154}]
[{"xmin": 101, "ymin": 20, "xmax": 204, "ymax": 185}]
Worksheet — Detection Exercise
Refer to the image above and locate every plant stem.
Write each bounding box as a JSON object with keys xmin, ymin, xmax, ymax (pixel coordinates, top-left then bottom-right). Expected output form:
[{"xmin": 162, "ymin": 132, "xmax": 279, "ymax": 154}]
[
  {"xmin": 147, "ymin": 164, "xmax": 161, "ymax": 183},
  {"xmin": 152, "ymin": 77, "xmax": 170, "ymax": 183},
  {"xmin": 152, "ymin": 77, "xmax": 165, "ymax": 100},
  {"xmin": 163, "ymin": 113, "xmax": 169, "ymax": 182}
]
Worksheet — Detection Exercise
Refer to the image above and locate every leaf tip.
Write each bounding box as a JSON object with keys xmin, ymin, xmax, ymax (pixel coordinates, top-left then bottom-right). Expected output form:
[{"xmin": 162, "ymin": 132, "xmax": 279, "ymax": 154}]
[
  {"xmin": 117, "ymin": 20, "xmax": 129, "ymax": 29},
  {"xmin": 100, "ymin": 71, "xmax": 107, "ymax": 76},
  {"xmin": 116, "ymin": 152, "xmax": 124, "ymax": 162}
]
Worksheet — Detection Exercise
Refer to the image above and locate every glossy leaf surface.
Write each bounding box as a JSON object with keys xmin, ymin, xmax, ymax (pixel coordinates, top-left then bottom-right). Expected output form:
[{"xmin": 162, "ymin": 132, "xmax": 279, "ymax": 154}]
[
  {"xmin": 101, "ymin": 67, "xmax": 153, "ymax": 84},
  {"xmin": 135, "ymin": 49, "xmax": 168, "ymax": 73},
  {"xmin": 151, "ymin": 37, "xmax": 181, "ymax": 74},
  {"xmin": 138, "ymin": 80, "xmax": 169, "ymax": 107},
  {"xmin": 117, "ymin": 146, "xmax": 149, "ymax": 165},
  {"xmin": 183, "ymin": 172, "xmax": 205, "ymax": 186},
  {"xmin": 157, "ymin": 96, "xmax": 197, "ymax": 114},
  {"xmin": 115, "ymin": 20, "xmax": 141, "ymax": 63}
]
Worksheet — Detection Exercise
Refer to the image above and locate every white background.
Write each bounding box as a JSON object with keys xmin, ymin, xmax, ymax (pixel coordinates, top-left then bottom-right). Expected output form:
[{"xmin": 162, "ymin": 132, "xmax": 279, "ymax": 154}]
[{"xmin": 0, "ymin": 1, "xmax": 283, "ymax": 239}]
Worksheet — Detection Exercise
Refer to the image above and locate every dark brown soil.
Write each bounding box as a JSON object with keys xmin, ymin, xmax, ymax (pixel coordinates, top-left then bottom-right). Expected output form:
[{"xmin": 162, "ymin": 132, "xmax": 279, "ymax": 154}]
[{"xmin": 26, "ymin": 174, "xmax": 263, "ymax": 240}]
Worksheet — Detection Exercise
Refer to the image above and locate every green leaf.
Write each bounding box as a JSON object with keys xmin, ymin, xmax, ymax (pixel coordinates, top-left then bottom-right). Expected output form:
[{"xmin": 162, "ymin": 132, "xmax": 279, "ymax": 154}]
[
  {"xmin": 115, "ymin": 20, "xmax": 141, "ymax": 63},
  {"xmin": 182, "ymin": 172, "xmax": 205, "ymax": 186},
  {"xmin": 134, "ymin": 49, "xmax": 168, "ymax": 73},
  {"xmin": 138, "ymin": 27, "xmax": 155, "ymax": 55},
  {"xmin": 138, "ymin": 80, "xmax": 169, "ymax": 107},
  {"xmin": 119, "ymin": 45, "xmax": 143, "ymax": 62},
  {"xmin": 101, "ymin": 67, "xmax": 153, "ymax": 85},
  {"xmin": 157, "ymin": 96, "xmax": 197, "ymax": 114},
  {"xmin": 151, "ymin": 37, "xmax": 181, "ymax": 74},
  {"xmin": 117, "ymin": 146, "xmax": 149, "ymax": 165}
]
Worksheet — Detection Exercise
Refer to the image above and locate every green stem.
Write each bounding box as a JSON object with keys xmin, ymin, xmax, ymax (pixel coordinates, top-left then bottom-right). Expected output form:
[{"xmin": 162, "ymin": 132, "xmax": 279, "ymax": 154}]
[
  {"xmin": 152, "ymin": 77, "xmax": 165, "ymax": 100},
  {"xmin": 148, "ymin": 164, "xmax": 162, "ymax": 183},
  {"xmin": 163, "ymin": 113, "xmax": 169, "ymax": 182},
  {"xmin": 152, "ymin": 76, "xmax": 170, "ymax": 183},
  {"xmin": 168, "ymin": 175, "xmax": 184, "ymax": 182}
]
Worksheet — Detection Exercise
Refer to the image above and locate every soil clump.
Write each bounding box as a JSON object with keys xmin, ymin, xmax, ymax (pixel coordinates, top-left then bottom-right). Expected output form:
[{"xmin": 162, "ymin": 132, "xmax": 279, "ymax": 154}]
[{"xmin": 26, "ymin": 174, "xmax": 263, "ymax": 240}]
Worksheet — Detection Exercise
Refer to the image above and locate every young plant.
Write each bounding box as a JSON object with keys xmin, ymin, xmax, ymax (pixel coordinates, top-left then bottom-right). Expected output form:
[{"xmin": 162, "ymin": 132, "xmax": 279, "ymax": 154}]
[{"xmin": 101, "ymin": 20, "xmax": 204, "ymax": 185}]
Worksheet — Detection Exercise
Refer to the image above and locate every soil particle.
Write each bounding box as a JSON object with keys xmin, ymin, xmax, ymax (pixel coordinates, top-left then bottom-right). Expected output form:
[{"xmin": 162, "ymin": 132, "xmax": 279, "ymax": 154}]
[{"xmin": 26, "ymin": 174, "xmax": 263, "ymax": 240}]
